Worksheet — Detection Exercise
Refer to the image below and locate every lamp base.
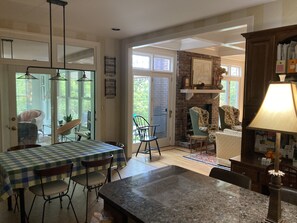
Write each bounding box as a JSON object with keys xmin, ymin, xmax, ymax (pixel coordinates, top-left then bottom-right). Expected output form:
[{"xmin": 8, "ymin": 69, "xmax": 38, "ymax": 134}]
[
  {"xmin": 264, "ymin": 218, "xmax": 285, "ymax": 223},
  {"xmin": 266, "ymin": 175, "xmax": 282, "ymax": 223}
]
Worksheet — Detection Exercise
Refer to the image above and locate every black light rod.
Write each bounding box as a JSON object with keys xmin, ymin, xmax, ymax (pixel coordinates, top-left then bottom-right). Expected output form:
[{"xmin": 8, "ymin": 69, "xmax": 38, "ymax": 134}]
[
  {"xmin": 26, "ymin": 66, "xmax": 94, "ymax": 73},
  {"xmin": 47, "ymin": 0, "xmax": 67, "ymax": 6}
]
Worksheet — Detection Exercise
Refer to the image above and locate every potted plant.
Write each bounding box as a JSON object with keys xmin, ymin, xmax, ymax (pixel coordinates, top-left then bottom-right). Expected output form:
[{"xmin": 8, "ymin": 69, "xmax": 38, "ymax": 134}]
[
  {"xmin": 62, "ymin": 114, "xmax": 73, "ymax": 135},
  {"xmin": 63, "ymin": 114, "xmax": 72, "ymax": 123}
]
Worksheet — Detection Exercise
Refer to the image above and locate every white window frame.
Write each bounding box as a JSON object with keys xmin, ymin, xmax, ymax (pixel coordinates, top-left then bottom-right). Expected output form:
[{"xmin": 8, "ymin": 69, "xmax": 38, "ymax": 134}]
[{"xmin": 220, "ymin": 59, "xmax": 244, "ymax": 120}]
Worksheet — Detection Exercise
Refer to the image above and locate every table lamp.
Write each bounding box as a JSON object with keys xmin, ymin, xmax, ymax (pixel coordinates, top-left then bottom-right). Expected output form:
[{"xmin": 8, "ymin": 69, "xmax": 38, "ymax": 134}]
[{"xmin": 248, "ymin": 81, "xmax": 297, "ymax": 223}]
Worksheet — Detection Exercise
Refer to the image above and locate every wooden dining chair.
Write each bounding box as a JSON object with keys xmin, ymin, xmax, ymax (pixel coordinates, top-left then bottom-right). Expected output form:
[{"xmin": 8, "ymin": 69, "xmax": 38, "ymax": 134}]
[
  {"xmin": 68, "ymin": 155, "xmax": 113, "ymax": 223},
  {"xmin": 28, "ymin": 163, "xmax": 78, "ymax": 223},
  {"xmin": 209, "ymin": 167, "xmax": 252, "ymax": 190}
]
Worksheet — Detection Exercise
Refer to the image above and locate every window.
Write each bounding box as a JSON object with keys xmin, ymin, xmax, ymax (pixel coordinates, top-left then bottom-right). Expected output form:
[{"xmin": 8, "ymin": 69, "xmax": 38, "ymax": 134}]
[
  {"xmin": 153, "ymin": 55, "xmax": 172, "ymax": 72},
  {"xmin": 220, "ymin": 64, "xmax": 241, "ymax": 108},
  {"xmin": 132, "ymin": 54, "xmax": 151, "ymax": 70},
  {"xmin": 133, "ymin": 53, "xmax": 173, "ymax": 72},
  {"xmin": 57, "ymin": 45, "xmax": 94, "ymax": 65},
  {"xmin": 1, "ymin": 38, "xmax": 49, "ymax": 61},
  {"xmin": 57, "ymin": 70, "xmax": 94, "ymax": 130}
]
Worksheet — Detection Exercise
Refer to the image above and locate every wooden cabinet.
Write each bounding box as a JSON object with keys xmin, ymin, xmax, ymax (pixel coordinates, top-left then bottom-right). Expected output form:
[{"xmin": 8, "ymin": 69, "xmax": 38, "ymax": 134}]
[
  {"xmin": 241, "ymin": 24, "xmax": 297, "ymax": 156},
  {"xmin": 237, "ymin": 24, "xmax": 297, "ymax": 194},
  {"xmin": 230, "ymin": 155, "xmax": 264, "ymax": 193}
]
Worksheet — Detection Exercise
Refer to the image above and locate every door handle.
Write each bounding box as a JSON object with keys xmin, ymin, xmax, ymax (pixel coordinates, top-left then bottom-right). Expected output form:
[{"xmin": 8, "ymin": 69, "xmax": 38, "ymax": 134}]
[
  {"xmin": 169, "ymin": 110, "xmax": 173, "ymax": 118},
  {"xmin": 6, "ymin": 125, "xmax": 17, "ymax": 131}
]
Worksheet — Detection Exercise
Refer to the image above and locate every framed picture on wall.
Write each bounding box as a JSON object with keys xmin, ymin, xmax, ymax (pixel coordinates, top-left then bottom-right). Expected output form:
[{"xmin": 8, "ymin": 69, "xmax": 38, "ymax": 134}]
[
  {"xmin": 191, "ymin": 58, "xmax": 212, "ymax": 87},
  {"xmin": 104, "ymin": 56, "xmax": 116, "ymax": 76},
  {"xmin": 105, "ymin": 78, "xmax": 116, "ymax": 98}
]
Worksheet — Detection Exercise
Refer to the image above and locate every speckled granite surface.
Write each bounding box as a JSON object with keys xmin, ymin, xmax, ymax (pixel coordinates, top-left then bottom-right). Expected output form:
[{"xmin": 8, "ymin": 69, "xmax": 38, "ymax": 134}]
[{"xmin": 99, "ymin": 166, "xmax": 297, "ymax": 223}]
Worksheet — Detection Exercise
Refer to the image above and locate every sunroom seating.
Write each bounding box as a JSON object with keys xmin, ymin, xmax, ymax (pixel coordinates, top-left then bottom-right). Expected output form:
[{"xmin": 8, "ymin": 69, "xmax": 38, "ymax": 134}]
[{"xmin": 17, "ymin": 109, "xmax": 45, "ymax": 134}]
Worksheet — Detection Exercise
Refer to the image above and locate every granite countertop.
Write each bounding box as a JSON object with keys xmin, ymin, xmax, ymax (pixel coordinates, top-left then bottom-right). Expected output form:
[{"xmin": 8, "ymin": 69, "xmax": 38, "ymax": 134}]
[{"xmin": 99, "ymin": 165, "xmax": 297, "ymax": 223}]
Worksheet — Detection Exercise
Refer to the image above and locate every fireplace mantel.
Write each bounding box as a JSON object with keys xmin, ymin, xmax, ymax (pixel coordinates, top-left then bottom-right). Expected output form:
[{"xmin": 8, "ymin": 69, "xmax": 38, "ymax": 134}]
[{"xmin": 180, "ymin": 89, "xmax": 225, "ymax": 100}]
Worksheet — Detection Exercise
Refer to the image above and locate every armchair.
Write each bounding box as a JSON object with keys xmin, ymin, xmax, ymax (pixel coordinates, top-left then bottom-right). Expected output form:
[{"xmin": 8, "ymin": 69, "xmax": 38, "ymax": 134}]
[
  {"xmin": 18, "ymin": 122, "xmax": 38, "ymax": 145},
  {"xmin": 17, "ymin": 109, "xmax": 45, "ymax": 134},
  {"xmin": 189, "ymin": 107, "xmax": 217, "ymax": 143},
  {"xmin": 219, "ymin": 105, "xmax": 241, "ymax": 131}
]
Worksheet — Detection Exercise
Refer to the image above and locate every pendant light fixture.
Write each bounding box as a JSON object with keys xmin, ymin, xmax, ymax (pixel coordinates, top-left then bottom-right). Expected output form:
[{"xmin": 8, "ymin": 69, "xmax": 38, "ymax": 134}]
[
  {"xmin": 49, "ymin": 69, "xmax": 67, "ymax": 81},
  {"xmin": 18, "ymin": 0, "xmax": 92, "ymax": 82},
  {"xmin": 17, "ymin": 69, "xmax": 38, "ymax": 80},
  {"xmin": 77, "ymin": 71, "xmax": 91, "ymax": 82}
]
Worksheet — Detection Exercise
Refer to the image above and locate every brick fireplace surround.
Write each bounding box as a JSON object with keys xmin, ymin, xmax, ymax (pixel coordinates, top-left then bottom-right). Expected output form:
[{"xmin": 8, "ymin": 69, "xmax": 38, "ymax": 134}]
[{"xmin": 175, "ymin": 51, "xmax": 221, "ymax": 145}]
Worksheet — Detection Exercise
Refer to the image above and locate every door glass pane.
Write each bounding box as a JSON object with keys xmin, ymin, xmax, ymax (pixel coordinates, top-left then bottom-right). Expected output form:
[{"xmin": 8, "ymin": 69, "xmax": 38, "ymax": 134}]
[
  {"xmin": 16, "ymin": 73, "xmax": 51, "ymax": 146},
  {"xmin": 230, "ymin": 80, "xmax": 239, "ymax": 108},
  {"xmin": 57, "ymin": 70, "xmax": 95, "ymax": 142},
  {"xmin": 133, "ymin": 76, "xmax": 150, "ymax": 142},
  {"xmin": 152, "ymin": 77, "xmax": 168, "ymax": 138}
]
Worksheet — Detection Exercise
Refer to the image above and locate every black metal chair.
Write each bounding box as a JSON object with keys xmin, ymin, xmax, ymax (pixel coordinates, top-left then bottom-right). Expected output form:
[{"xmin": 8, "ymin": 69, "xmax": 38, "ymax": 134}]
[
  {"xmin": 28, "ymin": 163, "xmax": 78, "ymax": 223},
  {"xmin": 133, "ymin": 115, "xmax": 161, "ymax": 160},
  {"xmin": 104, "ymin": 141, "xmax": 126, "ymax": 179},
  {"xmin": 209, "ymin": 167, "xmax": 252, "ymax": 190},
  {"xmin": 281, "ymin": 187, "xmax": 297, "ymax": 205},
  {"xmin": 68, "ymin": 155, "xmax": 113, "ymax": 223}
]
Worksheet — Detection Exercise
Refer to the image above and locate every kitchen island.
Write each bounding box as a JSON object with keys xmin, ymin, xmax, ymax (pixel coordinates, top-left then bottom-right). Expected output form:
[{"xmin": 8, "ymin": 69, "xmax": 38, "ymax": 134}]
[{"xmin": 99, "ymin": 166, "xmax": 297, "ymax": 223}]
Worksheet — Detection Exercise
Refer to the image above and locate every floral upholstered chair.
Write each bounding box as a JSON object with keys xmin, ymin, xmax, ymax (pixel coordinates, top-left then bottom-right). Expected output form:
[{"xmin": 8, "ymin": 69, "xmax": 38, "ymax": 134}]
[
  {"xmin": 219, "ymin": 105, "xmax": 242, "ymax": 131},
  {"xmin": 189, "ymin": 107, "xmax": 218, "ymax": 143}
]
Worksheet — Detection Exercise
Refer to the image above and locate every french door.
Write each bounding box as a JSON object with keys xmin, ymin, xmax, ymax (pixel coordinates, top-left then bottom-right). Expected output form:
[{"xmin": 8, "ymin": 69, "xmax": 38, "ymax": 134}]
[
  {"xmin": 132, "ymin": 74, "xmax": 172, "ymax": 152},
  {"xmin": 4, "ymin": 65, "xmax": 95, "ymax": 148}
]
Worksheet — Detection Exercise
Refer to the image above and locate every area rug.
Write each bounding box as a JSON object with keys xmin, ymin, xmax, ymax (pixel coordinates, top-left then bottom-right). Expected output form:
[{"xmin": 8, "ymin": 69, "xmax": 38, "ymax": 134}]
[{"xmin": 183, "ymin": 151, "xmax": 230, "ymax": 170}]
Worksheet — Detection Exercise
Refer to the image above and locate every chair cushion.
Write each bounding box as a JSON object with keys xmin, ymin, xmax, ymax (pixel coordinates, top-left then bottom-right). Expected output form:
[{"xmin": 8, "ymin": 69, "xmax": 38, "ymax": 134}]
[
  {"xmin": 71, "ymin": 171, "xmax": 106, "ymax": 187},
  {"xmin": 18, "ymin": 110, "xmax": 41, "ymax": 122},
  {"xmin": 29, "ymin": 180, "xmax": 68, "ymax": 196}
]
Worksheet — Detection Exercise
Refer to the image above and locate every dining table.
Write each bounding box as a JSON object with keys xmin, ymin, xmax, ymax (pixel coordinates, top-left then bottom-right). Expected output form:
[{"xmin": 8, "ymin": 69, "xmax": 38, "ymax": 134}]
[
  {"xmin": 99, "ymin": 165, "xmax": 297, "ymax": 223},
  {"xmin": 0, "ymin": 140, "xmax": 126, "ymax": 223}
]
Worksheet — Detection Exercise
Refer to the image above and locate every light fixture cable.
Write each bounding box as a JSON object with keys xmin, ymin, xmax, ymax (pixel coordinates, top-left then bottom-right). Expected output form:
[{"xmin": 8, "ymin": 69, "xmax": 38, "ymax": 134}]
[{"xmin": 18, "ymin": 0, "xmax": 92, "ymax": 82}]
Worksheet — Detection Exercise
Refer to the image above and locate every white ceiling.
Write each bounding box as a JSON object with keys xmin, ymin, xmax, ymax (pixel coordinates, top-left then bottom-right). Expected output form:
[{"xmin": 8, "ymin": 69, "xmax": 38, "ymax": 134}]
[
  {"xmin": 149, "ymin": 25, "xmax": 248, "ymax": 61},
  {"xmin": 0, "ymin": 0, "xmax": 274, "ymax": 39},
  {"xmin": 0, "ymin": 0, "xmax": 275, "ymax": 61}
]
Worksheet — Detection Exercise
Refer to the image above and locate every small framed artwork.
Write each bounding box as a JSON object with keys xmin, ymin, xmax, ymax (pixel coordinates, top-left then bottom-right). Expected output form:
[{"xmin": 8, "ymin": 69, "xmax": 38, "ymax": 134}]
[
  {"xmin": 104, "ymin": 56, "xmax": 116, "ymax": 76},
  {"xmin": 105, "ymin": 78, "xmax": 116, "ymax": 98}
]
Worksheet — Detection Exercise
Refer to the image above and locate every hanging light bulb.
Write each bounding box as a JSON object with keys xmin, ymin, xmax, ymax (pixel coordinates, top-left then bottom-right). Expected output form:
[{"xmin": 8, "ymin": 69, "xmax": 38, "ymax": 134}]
[
  {"xmin": 49, "ymin": 69, "xmax": 67, "ymax": 81},
  {"xmin": 77, "ymin": 71, "xmax": 92, "ymax": 82},
  {"xmin": 17, "ymin": 69, "xmax": 38, "ymax": 80}
]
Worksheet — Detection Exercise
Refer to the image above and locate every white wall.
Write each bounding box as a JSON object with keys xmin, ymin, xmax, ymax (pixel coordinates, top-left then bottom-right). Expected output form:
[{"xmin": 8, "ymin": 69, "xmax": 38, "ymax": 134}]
[{"xmin": 121, "ymin": 0, "xmax": 297, "ymax": 157}]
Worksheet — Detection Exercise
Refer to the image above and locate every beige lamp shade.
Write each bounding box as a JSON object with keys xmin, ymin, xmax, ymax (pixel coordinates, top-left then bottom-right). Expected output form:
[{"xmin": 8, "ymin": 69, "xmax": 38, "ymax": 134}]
[{"xmin": 248, "ymin": 82, "xmax": 297, "ymax": 134}]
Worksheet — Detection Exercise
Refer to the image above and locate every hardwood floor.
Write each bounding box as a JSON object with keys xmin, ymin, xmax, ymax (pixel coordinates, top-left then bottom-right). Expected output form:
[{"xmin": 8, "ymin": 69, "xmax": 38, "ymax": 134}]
[{"xmin": 0, "ymin": 146, "xmax": 213, "ymax": 223}]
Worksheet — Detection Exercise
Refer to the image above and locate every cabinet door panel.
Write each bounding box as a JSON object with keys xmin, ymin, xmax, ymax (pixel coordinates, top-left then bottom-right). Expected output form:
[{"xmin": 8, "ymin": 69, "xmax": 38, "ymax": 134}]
[{"xmin": 244, "ymin": 36, "xmax": 275, "ymax": 107}]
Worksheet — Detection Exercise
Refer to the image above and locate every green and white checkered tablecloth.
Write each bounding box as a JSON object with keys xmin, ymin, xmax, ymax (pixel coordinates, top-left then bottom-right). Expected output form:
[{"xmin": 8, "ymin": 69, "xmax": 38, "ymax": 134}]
[{"xmin": 0, "ymin": 140, "xmax": 126, "ymax": 201}]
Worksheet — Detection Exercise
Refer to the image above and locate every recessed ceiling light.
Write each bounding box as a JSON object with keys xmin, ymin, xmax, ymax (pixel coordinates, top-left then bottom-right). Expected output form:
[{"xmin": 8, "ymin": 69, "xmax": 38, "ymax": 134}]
[{"xmin": 111, "ymin": 28, "xmax": 120, "ymax": 31}]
